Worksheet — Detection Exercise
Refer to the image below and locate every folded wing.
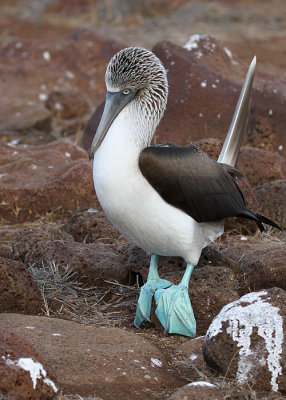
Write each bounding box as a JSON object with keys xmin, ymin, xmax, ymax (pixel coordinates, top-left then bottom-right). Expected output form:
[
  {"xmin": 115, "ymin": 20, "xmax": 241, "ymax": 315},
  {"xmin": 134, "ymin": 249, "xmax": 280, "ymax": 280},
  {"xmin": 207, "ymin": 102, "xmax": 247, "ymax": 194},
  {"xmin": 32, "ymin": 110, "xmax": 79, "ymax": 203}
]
[{"xmin": 139, "ymin": 144, "xmax": 247, "ymax": 223}]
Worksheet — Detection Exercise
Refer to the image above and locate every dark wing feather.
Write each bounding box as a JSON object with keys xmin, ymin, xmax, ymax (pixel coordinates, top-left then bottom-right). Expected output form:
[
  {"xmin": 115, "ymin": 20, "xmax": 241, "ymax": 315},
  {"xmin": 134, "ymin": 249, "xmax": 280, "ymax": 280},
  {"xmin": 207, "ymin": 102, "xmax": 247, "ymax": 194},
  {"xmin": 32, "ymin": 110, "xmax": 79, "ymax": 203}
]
[{"xmin": 139, "ymin": 144, "xmax": 247, "ymax": 223}]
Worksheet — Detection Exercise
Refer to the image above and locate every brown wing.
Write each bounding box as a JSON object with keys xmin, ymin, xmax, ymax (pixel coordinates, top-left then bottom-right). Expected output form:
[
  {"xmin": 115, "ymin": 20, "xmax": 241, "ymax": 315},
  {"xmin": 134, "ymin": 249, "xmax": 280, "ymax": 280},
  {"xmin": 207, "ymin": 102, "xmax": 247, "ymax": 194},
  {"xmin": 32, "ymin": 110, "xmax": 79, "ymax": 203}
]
[{"xmin": 139, "ymin": 144, "xmax": 247, "ymax": 223}]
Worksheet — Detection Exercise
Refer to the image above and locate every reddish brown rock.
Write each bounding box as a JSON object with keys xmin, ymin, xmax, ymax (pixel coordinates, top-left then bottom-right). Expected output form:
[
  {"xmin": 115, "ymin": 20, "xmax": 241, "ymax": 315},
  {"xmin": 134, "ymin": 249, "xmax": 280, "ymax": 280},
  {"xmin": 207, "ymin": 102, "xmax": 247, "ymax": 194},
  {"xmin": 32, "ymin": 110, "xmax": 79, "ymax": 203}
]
[
  {"xmin": 0, "ymin": 243, "xmax": 12, "ymax": 258},
  {"xmin": 0, "ymin": 257, "xmax": 42, "ymax": 314},
  {"xmin": 167, "ymin": 381, "xmax": 223, "ymax": 400},
  {"xmin": 254, "ymin": 179, "xmax": 286, "ymax": 229},
  {"xmin": 63, "ymin": 209, "xmax": 121, "ymax": 244},
  {"xmin": 203, "ymin": 288, "xmax": 286, "ymax": 393},
  {"xmin": 0, "ymin": 102, "xmax": 52, "ymax": 135},
  {"xmin": 12, "ymin": 225, "xmax": 74, "ymax": 261},
  {"xmin": 237, "ymin": 147, "xmax": 286, "ymax": 188},
  {"xmin": 45, "ymin": 0, "xmax": 188, "ymax": 23},
  {"xmin": 82, "ymin": 36, "xmax": 286, "ymax": 159},
  {"xmin": 221, "ymin": 237, "xmax": 286, "ymax": 291},
  {"xmin": 193, "ymin": 138, "xmax": 223, "ymax": 160},
  {"xmin": 0, "ymin": 26, "xmax": 124, "ymax": 145},
  {"xmin": 179, "ymin": 336, "xmax": 206, "ymax": 371},
  {"xmin": 82, "ymin": 101, "xmax": 105, "ymax": 151},
  {"xmin": 0, "ymin": 138, "xmax": 99, "ymax": 222},
  {"xmin": 153, "ymin": 38, "xmax": 286, "ymax": 157},
  {"xmin": 45, "ymin": 89, "xmax": 90, "ymax": 120},
  {"xmin": 0, "ymin": 314, "xmax": 184, "ymax": 398},
  {"xmin": 24, "ymin": 240, "xmax": 128, "ymax": 287},
  {"xmin": 188, "ymin": 266, "xmax": 240, "ymax": 336},
  {"xmin": 0, "ymin": 329, "xmax": 57, "ymax": 399}
]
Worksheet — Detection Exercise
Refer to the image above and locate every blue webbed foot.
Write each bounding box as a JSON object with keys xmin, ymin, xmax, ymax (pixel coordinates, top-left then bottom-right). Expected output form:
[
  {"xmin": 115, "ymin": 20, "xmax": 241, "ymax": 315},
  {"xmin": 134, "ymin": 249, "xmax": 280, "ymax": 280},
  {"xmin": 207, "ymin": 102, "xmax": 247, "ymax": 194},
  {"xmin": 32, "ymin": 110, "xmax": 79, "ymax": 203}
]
[
  {"xmin": 155, "ymin": 284, "xmax": 196, "ymax": 337},
  {"xmin": 154, "ymin": 263, "xmax": 196, "ymax": 337},
  {"xmin": 134, "ymin": 277, "xmax": 172, "ymax": 328}
]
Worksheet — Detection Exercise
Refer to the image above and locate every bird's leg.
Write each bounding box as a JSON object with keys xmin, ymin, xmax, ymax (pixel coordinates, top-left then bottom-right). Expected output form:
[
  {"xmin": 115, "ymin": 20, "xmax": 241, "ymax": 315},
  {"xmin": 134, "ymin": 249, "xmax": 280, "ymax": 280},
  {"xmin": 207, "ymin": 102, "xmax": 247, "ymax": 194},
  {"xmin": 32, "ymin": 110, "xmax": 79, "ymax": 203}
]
[
  {"xmin": 154, "ymin": 263, "xmax": 196, "ymax": 337},
  {"xmin": 134, "ymin": 254, "xmax": 172, "ymax": 328}
]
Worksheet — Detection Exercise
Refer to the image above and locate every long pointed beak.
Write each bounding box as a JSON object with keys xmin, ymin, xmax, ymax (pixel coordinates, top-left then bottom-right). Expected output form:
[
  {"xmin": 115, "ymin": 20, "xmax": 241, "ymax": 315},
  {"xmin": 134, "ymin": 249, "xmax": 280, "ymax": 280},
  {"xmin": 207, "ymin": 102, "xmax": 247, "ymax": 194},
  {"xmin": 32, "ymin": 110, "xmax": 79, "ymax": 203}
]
[{"xmin": 89, "ymin": 89, "xmax": 136, "ymax": 159}]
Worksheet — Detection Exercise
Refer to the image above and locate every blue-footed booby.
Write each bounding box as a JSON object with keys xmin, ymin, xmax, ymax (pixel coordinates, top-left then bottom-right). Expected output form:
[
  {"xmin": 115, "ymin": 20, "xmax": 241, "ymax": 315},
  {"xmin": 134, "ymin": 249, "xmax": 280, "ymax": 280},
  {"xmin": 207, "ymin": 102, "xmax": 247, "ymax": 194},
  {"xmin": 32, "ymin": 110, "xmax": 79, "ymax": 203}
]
[{"xmin": 89, "ymin": 47, "xmax": 281, "ymax": 337}]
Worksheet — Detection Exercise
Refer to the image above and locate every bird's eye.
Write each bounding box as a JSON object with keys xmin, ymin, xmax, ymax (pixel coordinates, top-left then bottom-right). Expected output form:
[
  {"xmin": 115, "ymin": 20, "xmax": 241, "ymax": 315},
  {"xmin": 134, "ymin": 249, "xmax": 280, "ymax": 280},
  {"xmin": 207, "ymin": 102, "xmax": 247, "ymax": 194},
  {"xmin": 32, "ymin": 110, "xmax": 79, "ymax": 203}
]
[{"xmin": 122, "ymin": 89, "xmax": 130, "ymax": 95}]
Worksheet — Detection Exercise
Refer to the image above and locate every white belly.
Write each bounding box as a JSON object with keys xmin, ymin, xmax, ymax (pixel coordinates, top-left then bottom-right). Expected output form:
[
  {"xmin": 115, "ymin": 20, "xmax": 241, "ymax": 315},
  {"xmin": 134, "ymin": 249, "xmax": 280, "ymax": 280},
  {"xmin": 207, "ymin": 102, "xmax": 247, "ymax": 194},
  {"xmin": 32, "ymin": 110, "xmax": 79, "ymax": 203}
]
[{"xmin": 93, "ymin": 142, "xmax": 223, "ymax": 266}]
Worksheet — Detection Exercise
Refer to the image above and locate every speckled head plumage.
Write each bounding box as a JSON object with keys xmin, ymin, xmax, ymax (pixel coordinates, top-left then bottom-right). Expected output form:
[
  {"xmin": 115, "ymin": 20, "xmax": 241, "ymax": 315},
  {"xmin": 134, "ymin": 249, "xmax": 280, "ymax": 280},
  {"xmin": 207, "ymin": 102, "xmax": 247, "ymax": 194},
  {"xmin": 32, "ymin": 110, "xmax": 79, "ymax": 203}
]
[
  {"xmin": 105, "ymin": 47, "xmax": 168, "ymax": 120},
  {"xmin": 106, "ymin": 47, "xmax": 167, "ymax": 92},
  {"xmin": 89, "ymin": 47, "xmax": 169, "ymax": 157}
]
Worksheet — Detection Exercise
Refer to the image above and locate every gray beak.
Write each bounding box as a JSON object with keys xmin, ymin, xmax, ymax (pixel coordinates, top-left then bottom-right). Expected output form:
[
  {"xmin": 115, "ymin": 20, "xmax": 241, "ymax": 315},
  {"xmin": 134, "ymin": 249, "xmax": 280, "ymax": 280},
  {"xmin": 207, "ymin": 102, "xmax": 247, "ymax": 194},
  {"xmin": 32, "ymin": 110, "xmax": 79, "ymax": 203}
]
[{"xmin": 89, "ymin": 89, "xmax": 136, "ymax": 159}]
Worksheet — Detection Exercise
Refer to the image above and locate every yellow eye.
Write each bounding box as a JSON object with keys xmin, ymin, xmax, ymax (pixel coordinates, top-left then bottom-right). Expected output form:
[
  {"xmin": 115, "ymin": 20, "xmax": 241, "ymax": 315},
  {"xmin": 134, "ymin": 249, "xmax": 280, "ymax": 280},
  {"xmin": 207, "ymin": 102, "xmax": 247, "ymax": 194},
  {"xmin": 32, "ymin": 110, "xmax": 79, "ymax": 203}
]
[{"xmin": 122, "ymin": 89, "xmax": 130, "ymax": 95}]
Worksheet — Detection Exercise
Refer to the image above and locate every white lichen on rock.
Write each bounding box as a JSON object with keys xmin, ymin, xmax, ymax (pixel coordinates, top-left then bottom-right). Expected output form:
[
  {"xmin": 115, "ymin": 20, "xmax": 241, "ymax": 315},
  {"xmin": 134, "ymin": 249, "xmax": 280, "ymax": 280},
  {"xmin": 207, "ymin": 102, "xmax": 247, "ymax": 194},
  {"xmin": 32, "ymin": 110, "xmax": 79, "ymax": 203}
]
[{"xmin": 206, "ymin": 291, "xmax": 284, "ymax": 391}]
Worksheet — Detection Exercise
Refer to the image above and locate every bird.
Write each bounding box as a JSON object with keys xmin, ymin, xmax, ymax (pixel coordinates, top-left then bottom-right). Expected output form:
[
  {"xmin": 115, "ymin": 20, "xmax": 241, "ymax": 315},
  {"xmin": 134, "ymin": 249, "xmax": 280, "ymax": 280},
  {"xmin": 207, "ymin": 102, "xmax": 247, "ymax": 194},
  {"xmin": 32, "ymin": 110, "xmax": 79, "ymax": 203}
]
[{"xmin": 88, "ymin": 47, "xmax": 281, "ymax": 337}]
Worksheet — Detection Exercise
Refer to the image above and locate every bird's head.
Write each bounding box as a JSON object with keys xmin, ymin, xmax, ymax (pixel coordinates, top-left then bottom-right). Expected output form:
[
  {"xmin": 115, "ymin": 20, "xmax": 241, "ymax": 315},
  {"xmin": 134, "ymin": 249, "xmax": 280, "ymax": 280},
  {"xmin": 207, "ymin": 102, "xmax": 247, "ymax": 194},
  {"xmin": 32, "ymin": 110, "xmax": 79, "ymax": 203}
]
[{"xmin": 89, "ymin": 47, "xmax": 168, "ymax": 159}]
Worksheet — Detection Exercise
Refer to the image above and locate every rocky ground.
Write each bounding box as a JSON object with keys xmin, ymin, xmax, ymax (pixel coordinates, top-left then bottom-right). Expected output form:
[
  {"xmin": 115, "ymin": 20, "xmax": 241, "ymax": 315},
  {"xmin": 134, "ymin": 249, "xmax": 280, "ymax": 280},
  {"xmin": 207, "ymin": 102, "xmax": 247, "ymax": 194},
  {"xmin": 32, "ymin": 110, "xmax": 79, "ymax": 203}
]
[{"xmin": 0, "ymin": 0, "xmax": 286, "ymax": 399}]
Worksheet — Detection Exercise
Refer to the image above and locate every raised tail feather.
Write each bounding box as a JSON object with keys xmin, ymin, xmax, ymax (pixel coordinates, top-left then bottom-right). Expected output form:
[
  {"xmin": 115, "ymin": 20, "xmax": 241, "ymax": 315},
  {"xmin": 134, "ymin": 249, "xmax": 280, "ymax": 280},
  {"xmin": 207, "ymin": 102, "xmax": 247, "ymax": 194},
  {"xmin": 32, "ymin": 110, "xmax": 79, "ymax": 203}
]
[
  {"xmin": 238, "ymin": 210, "xmax": 282, "ymax": 233},
  {"xmin": 219, "ymin": 57, "xmax": 281, "ymax": 233},
  {"xmin": 218, "ymin": 56, "xmax": 256, "ymax": 167}
]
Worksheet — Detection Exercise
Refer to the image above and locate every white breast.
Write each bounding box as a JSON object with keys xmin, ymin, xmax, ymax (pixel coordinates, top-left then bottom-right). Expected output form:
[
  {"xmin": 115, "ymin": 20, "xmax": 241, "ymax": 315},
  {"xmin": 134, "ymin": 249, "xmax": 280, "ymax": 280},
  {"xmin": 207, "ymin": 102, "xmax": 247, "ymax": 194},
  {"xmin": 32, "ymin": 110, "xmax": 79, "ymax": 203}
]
[{"xmin": 92, "ymin": 107, "xmax": 224, "ymax": 265}]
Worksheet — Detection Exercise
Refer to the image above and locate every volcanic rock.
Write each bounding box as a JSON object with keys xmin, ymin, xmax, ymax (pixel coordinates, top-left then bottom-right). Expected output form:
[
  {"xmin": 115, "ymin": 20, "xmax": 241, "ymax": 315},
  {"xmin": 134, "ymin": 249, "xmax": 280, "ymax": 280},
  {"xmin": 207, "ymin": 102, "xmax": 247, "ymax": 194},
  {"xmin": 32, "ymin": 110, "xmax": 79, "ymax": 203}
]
[
  {"xmin": 221, "ymin": 237, "xmax": 286, "ymax": 291},
  {"xmin": 45, "ymin": 89, "xmax": 90, "ymax": 120},
  {"xmin": 179, "ymin": 335, "xmax": 206, "ymax": 372},
  {"xmin": 0, "ymin": 27, "xmax": 124, "ymax": 145},
  {"xmin": 0, "ymin": 138, "xmax": 98, "ymax": 222},
  {"xmin": 0, "ymin": 244, "xmax": 12, "ymax": 258},
  {"xmin": 12, "ymin": 225, "xmax": 74, "ymax": 261},
  {"xmin": 24, "ymin": 240, "xmax": 128, "ymax": 287},
  {"xmin": 167, "ymin": 382, "xmax": 223, "ymax": 400},
  {"xmin": 0, "ymin": 313, "xmax": 183, "ymax": 398},
  {"xmin": 0, "ymin": 329, "xmax": 57, "ymax": 399},
  {"xmin": 187, "ymin": 266, "xmax": 240, "ymax": 336},
  {"xmin": 0, "ymin": 256, "xmax": 42, "ymax": 314},
  {"xmin": 63, "ymin": 209, "xmax": 121, "ymax": 244},
  {"xmin": 0, "ymin": 102, "xmax": 52, "ymax": 137},
  {"xmin": 237, "ymin": 147, "xmax": 286, "ymax": 187},
  {"xmin": 82, "ymin": 36, "xmax": 286, "ymax": 159},
  {"xmin": 153, "ymin": 38, "xmax": 286, "ymax": 157},
  {"xmin": 203, "ymin": 288, "xmax": 286, "ymax": 393},
  {"xmin": 254, "ymin": 179, "xmax": 286, "ymax": 230}
]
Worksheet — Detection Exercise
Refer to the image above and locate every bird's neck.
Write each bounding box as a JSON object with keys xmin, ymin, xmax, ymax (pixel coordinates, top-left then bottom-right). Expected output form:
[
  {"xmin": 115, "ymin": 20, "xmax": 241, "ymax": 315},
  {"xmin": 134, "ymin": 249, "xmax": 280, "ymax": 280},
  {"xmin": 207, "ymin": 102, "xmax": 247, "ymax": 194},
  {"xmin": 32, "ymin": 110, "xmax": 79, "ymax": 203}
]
[{"xmin": 99, "ymin": 101, "xmax": 159, "ymax": 160}]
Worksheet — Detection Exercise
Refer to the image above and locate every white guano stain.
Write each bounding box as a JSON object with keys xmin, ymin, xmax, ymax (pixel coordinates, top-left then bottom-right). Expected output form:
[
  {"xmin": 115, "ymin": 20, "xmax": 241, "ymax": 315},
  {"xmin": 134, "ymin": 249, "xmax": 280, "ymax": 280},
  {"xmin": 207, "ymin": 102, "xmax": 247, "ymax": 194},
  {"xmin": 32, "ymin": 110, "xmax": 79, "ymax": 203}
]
[
  {"xmin": 5, "ymin": 357, "xmax": 58, "ymax": 392},
  {"xmin": 187, "ymin": 381, "xmax": 216, "ymax": 388},
  {"xmin": 39, "ymin": 93, "xmax": 48, "ymax": 101},
  {"xmin": 183, "ymin": 34, "xmax": 202, "ymax": 51},
  {"xmin": 206, "ymin": 291, "xmax": 284, "ymax": 392},
  {"xmin": 224, "ymin": 47, "xmax": 232, "ymax": 58},
  {"xmin": 151, "ymin": 358, "xmax": 163, "ymax": 367},
  {"xmin": 43, "ymin": 51, "xmax": 51, "ymax": 61}
]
